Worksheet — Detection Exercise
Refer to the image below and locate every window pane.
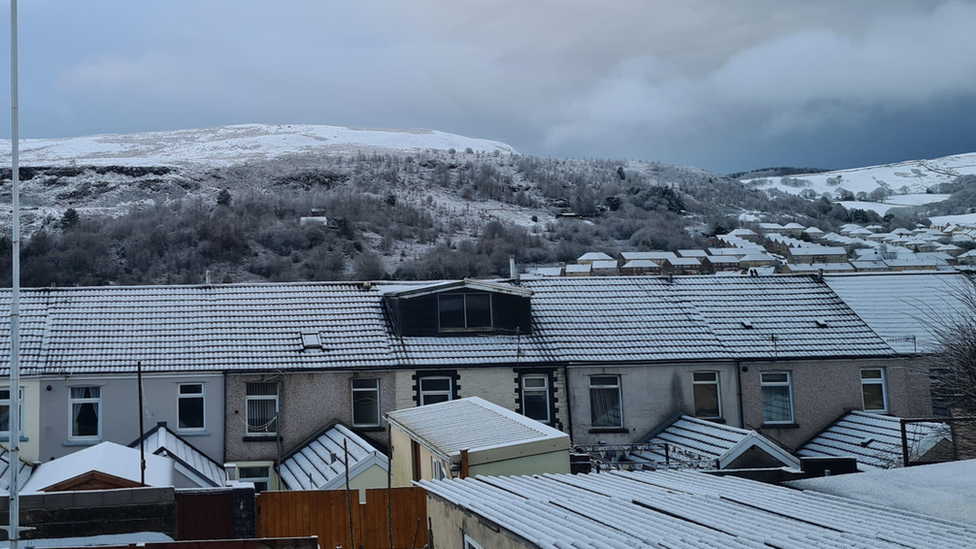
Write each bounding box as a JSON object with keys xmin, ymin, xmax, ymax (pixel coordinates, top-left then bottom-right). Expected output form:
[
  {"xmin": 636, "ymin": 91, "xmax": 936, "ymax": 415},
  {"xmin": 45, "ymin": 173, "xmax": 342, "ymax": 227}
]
[
  {"xmin": 523, "ymin": 391, "xmax": 549, "ymax": 422},
  {"xmin": 465, "ymin": 294, "xmax": 492, "ymax": 328},
  {"xmin": 863, "ymin": 384, "xmax": 886, "ymax": 411},
  {"xmin": 246, "ymin": 382, "xmax": 277, "ymax": 396},
  {"xmin": 439, "ymin": 295, "xmax": 464, "ymax": 329},
  {"xmin": 523, "ymin": 377, "xmax": 547, "ymax": 389},
  {"xmin": 353, "ymin": 394, "xmax": 379, "ymax": 426},
  {"xmin": 353, "ymin": 378, "xmax": 378, "ymax": 390},
  {"xmin": 71, "ymin": 386, "xmax": 100, "ymax": 399},
  {"xmin": 590, "ymin": 387, "xmax": 622, "ymax": 427},
  {"xmin": 247, "ymin": 399, "xmax": 277, "ymax": 433},
  {"xmin": 761, "ymin": 373, "xmax": 788, "ymax": 384},
  {"xmin": 861, "ymin": 369, "xmax": 882, "ymax": 380},
  {"xmin": 762, "ymin": 386, "xmax": 792, "ymax": 422},
  {"xmin": 693, "ymin": 372, "xmax": 717, "ymax": 383},
  {"xmin": 693, "ymin": 384, "xmax": 720, "ymax": 418},
  {"xmin": 591, "ymin": 376, "xmax": 618, "ymax": 387},
  {"xmin": 420, "ymin": 378, "xmax": 451, "ymax": 392},
  {"xmin": 0, "ymin": 404, "xmax": 8, "ymax": 432},
  {"xmin": 421, "ymin": 393, "xmax": 451, "ymax": 406},
  {"xmin": 180, "ymin": 384, "xmax": 203, "ymax": 395},
  {"xmin": 179, "ymin": 397, "xmax": 205, "ymax": 429},
  {"xmin": 0, "ymin": 389, "xmax": 9, "ymax": 400},
  {"xmin": 72, "ymin": 402, "xmax": 100, "ymax": 437}
]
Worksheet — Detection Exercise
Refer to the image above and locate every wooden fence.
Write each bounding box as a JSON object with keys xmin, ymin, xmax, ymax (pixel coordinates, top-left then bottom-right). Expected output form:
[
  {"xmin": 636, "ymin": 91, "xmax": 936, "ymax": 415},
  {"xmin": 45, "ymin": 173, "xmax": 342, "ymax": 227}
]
[{"xmin": 256, "ymin": 488, "xmax": 427, "ymax": 549}]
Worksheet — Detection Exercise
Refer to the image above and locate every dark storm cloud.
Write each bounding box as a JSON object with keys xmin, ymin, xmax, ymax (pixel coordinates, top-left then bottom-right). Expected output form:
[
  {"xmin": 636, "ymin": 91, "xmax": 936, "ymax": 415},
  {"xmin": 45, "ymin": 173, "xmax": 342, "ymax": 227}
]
[{"xmin": 1, "ymin": 0, "xmax": 974, "ymax": 172}]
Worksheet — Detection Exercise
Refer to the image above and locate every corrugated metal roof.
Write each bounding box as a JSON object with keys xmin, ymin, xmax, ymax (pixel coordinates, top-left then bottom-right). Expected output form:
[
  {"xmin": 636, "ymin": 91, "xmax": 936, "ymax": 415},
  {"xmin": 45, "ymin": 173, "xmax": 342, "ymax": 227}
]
[
  {"xmin": 0, "ymin": 447, "xmax": 32, "ymax": 494},
  {"xmin": 279, "ymin": 423, "xmax": 387, "ymax": 490},
  {"xmin": 386, "ymin": 397, "xmax": 568, "ymax": 457},
  {"xmin": 796, "ymin": 411, "xmax": 951, "ymax": 469},
  {"xmin": 635, "ymin": 416, "xmax": 750, "ymax": 461},
  {"xmin": 419, "ymin": 469, "xmax": 976, "ymax": 548},
  {"xmin": 132, "ymin": 425, "xmax": 225, "ymax": 487}
]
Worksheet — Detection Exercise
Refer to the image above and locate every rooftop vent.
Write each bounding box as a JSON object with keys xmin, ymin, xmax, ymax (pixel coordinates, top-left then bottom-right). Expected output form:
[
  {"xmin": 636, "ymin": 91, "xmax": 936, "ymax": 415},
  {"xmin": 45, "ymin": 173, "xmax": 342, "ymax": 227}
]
[
  {"xmin": 301, "ymin": 332, "xmax": 322, "ymax": 349},
  {"xmin": 741, "ymin": 321, "xmax": 754, "ymax": 329},
  {"xmin": 815, "ymin": 319, "xmax": 828, "ymax": 328}
]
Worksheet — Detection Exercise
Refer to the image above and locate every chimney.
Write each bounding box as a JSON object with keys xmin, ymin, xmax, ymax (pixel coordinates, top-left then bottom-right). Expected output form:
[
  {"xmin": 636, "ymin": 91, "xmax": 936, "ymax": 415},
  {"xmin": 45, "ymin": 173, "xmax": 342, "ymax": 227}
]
[
  {"xmin": 205, "ymin": 270, "xmax": 212, "ymax": 285},
  {"xmin": 818, "ymin": 268, "xmax": 824, "ymax": 281},
  {"xmin": 509, "ymin": 255, "xmax": 517, "ymax": 279}
]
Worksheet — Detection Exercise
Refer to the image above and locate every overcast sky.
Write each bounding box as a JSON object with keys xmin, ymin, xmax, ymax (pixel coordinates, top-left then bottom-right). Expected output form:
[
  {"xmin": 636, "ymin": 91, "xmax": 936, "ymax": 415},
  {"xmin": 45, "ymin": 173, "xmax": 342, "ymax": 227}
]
[{"xmin": 1, "ymin": 0, "xmax": 976, "ymax": 173}]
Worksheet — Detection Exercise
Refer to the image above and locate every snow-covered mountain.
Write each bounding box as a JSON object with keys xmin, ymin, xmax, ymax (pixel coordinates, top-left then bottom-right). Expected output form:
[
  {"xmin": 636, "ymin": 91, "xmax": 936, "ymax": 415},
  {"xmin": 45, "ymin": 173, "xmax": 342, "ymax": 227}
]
[
  {"xmin": 748, "ymin": 152, "xmax": 976, "ymax": 196},
  {"xmin": 0, "ymin": 124, "xmax": 516, "ymax": 167}
]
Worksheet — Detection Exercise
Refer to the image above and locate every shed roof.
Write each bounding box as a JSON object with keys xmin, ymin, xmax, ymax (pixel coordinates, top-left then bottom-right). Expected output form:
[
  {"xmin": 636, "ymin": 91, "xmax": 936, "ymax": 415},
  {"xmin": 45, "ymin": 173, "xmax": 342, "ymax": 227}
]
[
  {"xmin": 0, "ymin": 447, "xmax": 32, "ymax": 494},
  {"xmin": 577, "ymin": 252, "xmax": 614, "ymax": 262},
  {"xmin": 419, "ymin": 469, "xmax": 976, "ymax": 548},
  {"xmin": 386, "ymin": 397, "xmax": 568, "ymax": 458},
  {"xmin": 130, "ymin": 425, "xmax": 225, "ymax": 487},
  {"xmin": 796, "ymin": 411, "xmax": 951, "ymax": 469},
  {"xmin": 279, "ymin": 423, "xmax": 388, "ymax": 490},
  {"xmin": 22, "ymin": 442, "xmax": 174, "ymax": 493}
]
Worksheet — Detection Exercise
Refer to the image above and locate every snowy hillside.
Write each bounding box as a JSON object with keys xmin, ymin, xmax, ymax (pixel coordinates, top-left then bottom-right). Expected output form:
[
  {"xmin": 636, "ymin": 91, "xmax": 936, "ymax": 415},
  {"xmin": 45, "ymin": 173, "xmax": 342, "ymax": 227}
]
[
  {"xmin": 745, "ymin": 152, "xmax": 976, "ymax": 211},
  {"xmin": 0, "ymin": 124, "xmax": 517, "ymax": 167}
]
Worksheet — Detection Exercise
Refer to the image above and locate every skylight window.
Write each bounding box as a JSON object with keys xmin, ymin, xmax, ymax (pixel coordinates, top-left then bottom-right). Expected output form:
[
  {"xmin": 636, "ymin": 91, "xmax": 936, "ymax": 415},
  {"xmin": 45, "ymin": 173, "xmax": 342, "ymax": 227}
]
[{"xmin": 301, "ymin": 332, "xmax": 322, "ymax": 349}]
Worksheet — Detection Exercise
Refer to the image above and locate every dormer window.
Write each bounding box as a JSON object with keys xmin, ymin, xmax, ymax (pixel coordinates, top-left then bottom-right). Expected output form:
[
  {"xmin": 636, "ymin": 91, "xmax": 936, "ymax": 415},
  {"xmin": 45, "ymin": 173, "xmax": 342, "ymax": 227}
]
[{"xmin": 438, "ymin": 294, "xmax": 492, "ymax": 331}]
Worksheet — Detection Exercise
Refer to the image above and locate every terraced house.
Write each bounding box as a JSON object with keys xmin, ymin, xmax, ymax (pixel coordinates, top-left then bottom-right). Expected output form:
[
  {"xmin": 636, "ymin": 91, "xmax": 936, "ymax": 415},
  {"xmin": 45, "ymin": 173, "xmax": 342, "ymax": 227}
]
[{"xmin": 0, "ymin": 274, "xmax": 933, "ymax": 489}]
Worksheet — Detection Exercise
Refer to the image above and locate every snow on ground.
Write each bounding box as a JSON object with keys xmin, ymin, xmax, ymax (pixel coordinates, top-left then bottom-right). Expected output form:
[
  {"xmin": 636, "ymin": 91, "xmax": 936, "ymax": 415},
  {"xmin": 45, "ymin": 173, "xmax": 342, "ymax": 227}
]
[
  {"xmin": 0, "ymin": 124, "xmax": 517, "ymax": 168},
  {"xmin": 929, "ymin": 212, "xmax": 976, "ymax": 226},
  {"xmin": 786, "ymin": 459, "xmax": 976, "ymax": 526},
  {"xmin": 838, "ymin": 194, "xmax": 950, "ymax": 214},
  {"xmin": 746, "ymin": 152, "xmax": 976, "ymax": 199},
  {"xmin": 0, "ymin": 532, "xmax": 173, "ymax": 548}
]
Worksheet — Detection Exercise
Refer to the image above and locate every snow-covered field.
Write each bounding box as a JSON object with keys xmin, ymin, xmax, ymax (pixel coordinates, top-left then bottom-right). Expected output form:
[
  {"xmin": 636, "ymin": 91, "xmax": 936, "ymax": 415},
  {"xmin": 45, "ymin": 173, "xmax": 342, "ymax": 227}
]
[
  {"xmin": 838, "ymin": 193, "xmax": 951, "ymax": 214},
  {"xmin": 746, "ymin": 152, "xmax": 976, "ymax": 202},
  {"xmin": 0, "ymin": 124, "xmax": 517, "ymax": 167},
  {"xmin": 929, "ymin": 212, "xmax": 976, "ymax": 226}
]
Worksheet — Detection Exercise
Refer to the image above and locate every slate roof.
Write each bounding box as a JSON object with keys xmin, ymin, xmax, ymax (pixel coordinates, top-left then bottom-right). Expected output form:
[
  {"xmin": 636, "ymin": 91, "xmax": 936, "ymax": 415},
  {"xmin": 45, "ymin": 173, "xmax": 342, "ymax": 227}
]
[
  {"xmin": 631, "ymin": 415, "xmax": 798, "ymax": 469},
  {"xmin": 796, "ymin": 411, "xmax": 951, "ymax": 469},
  {"xmin": 279, "ymin": 423, "xmax": 388, "ymax": 490},
  {"xmin": 419, "ymin": 470, "xmax": 976, "ymax": 549},
  {"xmin": 131, "ymin": 425, "xmax": 225, "ymax": 487},
  {"xmin": 0, "ymin": 275, "xmax": 895, "ymax": 375},
  {"xmin": 823, "ymin": 272, "xmax": 971, "ymax": 353},
  {"xmin": 386, "ymin": 397, "xmax": 568, "ymax": 458}
]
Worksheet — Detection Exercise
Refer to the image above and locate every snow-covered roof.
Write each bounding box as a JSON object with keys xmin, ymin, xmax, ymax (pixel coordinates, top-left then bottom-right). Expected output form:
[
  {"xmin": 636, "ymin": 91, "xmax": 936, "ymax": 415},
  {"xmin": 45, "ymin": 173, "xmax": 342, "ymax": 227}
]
[
  {"xmin": 0, "ymin": 447, "xmax": 33, "ymax": 494},
  {"xmin": 565, "ymin": 264, "xmax": 591, "ymax": 274},
  {"xmin": 804, "ymin": 227, "xmax": 825, "ymax": 234},
  {"xmin": 785, "ymin": 263, "xmax": 855, "ymax": 273},
  {"xmin": 633, "ymin": 415, "xmax": 798, "ymax": 469},
  {"xmin": 131, "ymin": 425, "xmax": 225, "ymax": 488},
  {"xmin": 386, "ymin": 397, "xmax": 568, "ymax": 459},
  {"xmin": 796, "ymin": 411, "xmax": 951, "ymax": 469},
  {"xmin": 591, "ymin": 260, "xmax": 619, "ymax": 270},
  {"xmin": 619, "ymin": 251, "xmax": 677, "ymax": 262},
  {"xmin": 621, "ymin": 260, "xmax": 662, "ymax": 269},
  {"xmin": 824, "ymin": 272, "xmax": 971, "ymax": 353},
  {"xmin": 786, "ymin": 459, "xmax": 976, "ymax": 527},
  {"xmin": 676, "ymin": 249, "xmax": 709, "ymax": 258},
  {"xmin": 22, "ymin": 442, "xmax": 175, "ymax": 493},
  {"xmin": 532, "ymin": 267, "xmax": 564, "ymax": 277},
  {"xmin": 665, "ymin": 257, "xmax": 701, "ymax": 266},
  {"xmin": 420, "ymin": 469, "xmax": 976, "ymax": 548},
  {"xmin": 704, "ymin": 256, "xmax": 740, "ymax": 264},
  {"xmin": 788, "ymin": 246, "xmax": 848, "ymax": 257},
  {"xmin": 279, "ymin": 423, "xmax": 388, "ymax": 490},
  {"xmin": 0, "ymin": 532, "xmax": 174, "ymax": 549},
  {"xmin": 577, "ymin": 252, "xmax": 614, "ymax": 262}
]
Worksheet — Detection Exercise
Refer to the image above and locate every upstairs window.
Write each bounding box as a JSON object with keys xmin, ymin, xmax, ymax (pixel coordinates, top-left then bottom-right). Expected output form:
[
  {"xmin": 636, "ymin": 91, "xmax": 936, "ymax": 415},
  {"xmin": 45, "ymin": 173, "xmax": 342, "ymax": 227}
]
[
  {"xmin": 0, "ymin": 387, "xmax": 24, "ymax": 436},
  {"xmin": 419, "ymin": 376, "xmax": 453, "ymax": 406},
  {"xmin": 69, "ymin": 386, "xmax": 102, "ymax": 440},
  {"xmin": 438, "ymin": 293, "xmax": 492, "ymax": 331},
  {"xmin": 692, "ymin": 372, "xmax": 721, "ymax": 419},
  {"xmin": 352, "ymin": 378, "xmax": 381, "ymax": 427},
  {"xmin": 246, "ymin": 382, "xmax": 278, "ymax": 436},
  {"xmin": 589, "ymin": 375, "xmax": 623, "ymax": 428},
  {"xmin": 521, "ymin": 374, "xmax": 551, "ymax": 423},
  {"xmin": 178, "ymin": 383, "xmax": 205, "ymax": 431},
  {"xmin": 861, "ymin": 368, "xmax": 888, "ymax": 412},
  {"xmin": 761, "ymin": 372, "xmax": 794, "ymax": 424}
]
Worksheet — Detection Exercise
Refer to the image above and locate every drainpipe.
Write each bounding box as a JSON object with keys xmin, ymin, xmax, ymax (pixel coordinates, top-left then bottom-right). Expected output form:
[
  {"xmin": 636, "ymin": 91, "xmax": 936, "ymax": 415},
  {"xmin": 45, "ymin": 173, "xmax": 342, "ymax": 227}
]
[
  {"xmin": 735, "ymin": 360, "xmax": 745, "ymax": 429},
  {"xmin": 563, "ymin": 363, "xmax": 574, "ymax": 438}
]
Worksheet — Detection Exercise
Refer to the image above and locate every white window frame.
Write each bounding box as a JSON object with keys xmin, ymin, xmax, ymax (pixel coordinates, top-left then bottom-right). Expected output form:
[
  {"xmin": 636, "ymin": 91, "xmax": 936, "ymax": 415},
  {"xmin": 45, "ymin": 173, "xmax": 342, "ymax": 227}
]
[
  {"xmin": 418, "ymin": 376, "xmax": 453, "ymax": 406},
  {"xmin": 589, "ymin": 375, "xmax": 623, "ymax": 428},
  {"xmin": 237, "ymin": 464, "xmax": 272, "ymax": 492},
  {"xmin": 860, "ymin": 368, "xmax": 888, "ymax": 413},
  {"xmin": 177, "ymin": 383, "xmax": 206, "ymax": 432},
  {"xmin": 692, "ymin": 371, "xmax": 722, "ymax": 419},
  {"xmin": 245, "ymin": 382, "xmax": 279, "ymax": 436},
  {"xmin": 463, "ymin": 534, "xmax": 485, "ymax": 549},
  {"xmin": 0, "ymin": 387, "xmax": 25, "ymax": 438},
  {"xmin": 68, "ymin": 386, "xmax": 102, "ymax": 441},
  {"xmin": 437, "ymin": 293, "xmax": 494, "ymax": 331},
  {"xmin": 352, "ymin": 378, "xmax": 381, "ymax": 427},
  {"xmin": 760, "ymin": 371, "xmax": 794, "ymax": 424},
  {"xmin": 520, "ymin": 374, "xmax": 551, "ymax": 423}
]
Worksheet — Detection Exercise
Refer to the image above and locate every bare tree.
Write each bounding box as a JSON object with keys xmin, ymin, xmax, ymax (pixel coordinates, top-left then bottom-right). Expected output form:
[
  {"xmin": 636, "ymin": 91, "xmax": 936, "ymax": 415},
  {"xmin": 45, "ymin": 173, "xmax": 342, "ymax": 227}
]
[{"xmin": 931, "ymin": 274, "xmax": 976, "ymax": 415}]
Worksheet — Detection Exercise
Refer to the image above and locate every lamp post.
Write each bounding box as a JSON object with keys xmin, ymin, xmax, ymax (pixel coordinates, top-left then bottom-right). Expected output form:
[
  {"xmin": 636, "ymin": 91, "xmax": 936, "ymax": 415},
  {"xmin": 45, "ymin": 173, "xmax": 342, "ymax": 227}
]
[{"xmin": 8, "ymin": 1, "xmax": 22, "ymax": 548}]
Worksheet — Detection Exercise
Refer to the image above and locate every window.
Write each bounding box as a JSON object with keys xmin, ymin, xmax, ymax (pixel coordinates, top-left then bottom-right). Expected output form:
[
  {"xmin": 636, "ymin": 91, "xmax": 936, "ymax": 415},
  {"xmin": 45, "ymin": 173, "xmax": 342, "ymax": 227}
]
[
  {"xmin": 69, "ymin": 386, "xmax": 102, "ymax": 440},
  {"xmin": 246, "ymin": 382, "xmax": 278, "ymax": 436},
  {"xmin": 352, "ymin": 378, "xmax": 380, "ymax": 427},
  {"xmin": 692, "ymin": 372, "xmax": 721, "ymax": 419},
  {"xmin": 463, "ymin": 535, "xmax": 485, "ymax": 549},
  {"xmin": 178, "ymin": 383, "xmax": 205, "ymax": 431},
  {"xmin": 438, "ymin": 293, "xmax": 492, "ymax": 331},
  {"xmin": 861, "ymin": 368, "xmax": 888, "ymax": 412},
  {"xmin": 0, "ymin": 387, "xmax": 24, "ymax": 436},
  {"xmin": 431, "ymin": 457, "xmax": 447, "ymax": 480},
  {"xmin": 418, "ymin": 376, "xmax": 453, "ymax": 406},
  {"xmin": 589, "ymin": 375, "xmax": 622, "ymax": 428},
  {"xmin": 238, "ymin": 465, "xmax": 271, "ymax": 492},
  {"xmin": 521, "ymin": 374, "xmax": 550, "ymax": 423},
  {"xmin": 761, "ymin": 372, "xmax": 794, "ymax": 424}
]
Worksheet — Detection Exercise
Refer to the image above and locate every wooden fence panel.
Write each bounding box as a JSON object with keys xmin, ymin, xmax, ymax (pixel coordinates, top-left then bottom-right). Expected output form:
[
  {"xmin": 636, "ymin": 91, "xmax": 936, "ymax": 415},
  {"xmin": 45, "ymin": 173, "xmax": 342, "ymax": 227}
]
[{"xmin": 256, "ymin": 488, "xmax": 426, "ymax": 549}]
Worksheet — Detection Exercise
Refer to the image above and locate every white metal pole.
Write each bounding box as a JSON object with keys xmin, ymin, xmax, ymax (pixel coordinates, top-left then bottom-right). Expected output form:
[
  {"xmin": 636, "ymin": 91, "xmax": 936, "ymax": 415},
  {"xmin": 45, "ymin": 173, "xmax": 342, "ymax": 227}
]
[{"xmin": 8, "ymin": 0, "xmax": 21, "ymax": 548}]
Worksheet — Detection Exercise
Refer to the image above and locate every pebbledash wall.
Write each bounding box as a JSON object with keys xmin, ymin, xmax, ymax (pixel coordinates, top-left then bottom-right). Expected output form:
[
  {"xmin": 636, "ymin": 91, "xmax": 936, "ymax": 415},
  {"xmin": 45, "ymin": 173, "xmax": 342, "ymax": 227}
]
[
  {"xmin": 565, "ymin": 362, "xmax": 740, "ymax": 445},
  {"xmin": 38, "ymin": 373, "xmax": 224, "ymax": 463},
  {"xmin": 740, "ymin": 356, "xmax": 930, "ymax": 450},
  {"xmin": 224, "ymin": 370, "xmax": 397, "ymax": 465}
]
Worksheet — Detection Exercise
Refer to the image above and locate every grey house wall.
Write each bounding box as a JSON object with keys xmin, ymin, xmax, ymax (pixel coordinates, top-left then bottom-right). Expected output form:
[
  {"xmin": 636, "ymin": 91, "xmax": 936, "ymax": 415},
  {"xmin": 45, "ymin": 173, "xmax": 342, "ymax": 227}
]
[
  {"xmin": 224, "ymin": 371, "xmax": 397, "ymax": 463},
  {"xmin": 740, "ymin": 356, "xmax": 931, "ymax": 450},
  {"xmin": 566, "ymin": 363, "xmax": 740, "ymax": 444},
  {"xmin": 38, "ymin": 373, "xmax": 225, "ymax": 463}
]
